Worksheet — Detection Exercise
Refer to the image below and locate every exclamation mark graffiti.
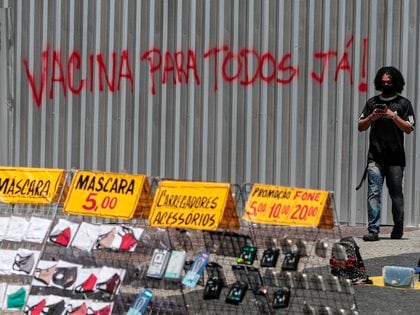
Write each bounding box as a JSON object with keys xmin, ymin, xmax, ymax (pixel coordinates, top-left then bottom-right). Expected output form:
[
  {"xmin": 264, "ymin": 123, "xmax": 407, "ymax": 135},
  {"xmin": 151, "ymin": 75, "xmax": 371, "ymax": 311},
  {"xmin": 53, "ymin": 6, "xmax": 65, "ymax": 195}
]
[{"xmin": 358, "ymin": 38, "xmax": 368, "ymax": 92}]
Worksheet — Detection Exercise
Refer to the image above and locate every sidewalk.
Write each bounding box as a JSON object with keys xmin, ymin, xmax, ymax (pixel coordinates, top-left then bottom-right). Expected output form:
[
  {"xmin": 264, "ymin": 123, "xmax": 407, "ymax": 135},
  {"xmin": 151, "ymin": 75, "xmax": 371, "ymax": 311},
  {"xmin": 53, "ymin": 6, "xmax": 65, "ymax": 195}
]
[{"xmin": 340, "ymin": 226, "xmax": 420, "ymax": 314}]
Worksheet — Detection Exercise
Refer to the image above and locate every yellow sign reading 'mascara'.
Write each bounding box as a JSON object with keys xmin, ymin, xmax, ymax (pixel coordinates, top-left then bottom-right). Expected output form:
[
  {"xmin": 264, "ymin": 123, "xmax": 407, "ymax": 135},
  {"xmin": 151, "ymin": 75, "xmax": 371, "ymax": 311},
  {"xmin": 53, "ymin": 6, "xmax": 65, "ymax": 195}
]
[
  {"xmin": 64, "ymin": 170, "xmax": 151, "ymax": 219},
  {"xmin": 149, "ymin": 181, "xmax": 239, "ymax": 231},
  {"xmin": 0, "ymin": 166, "xmax": 65, "ymax": 204},
  {"xmin": 242, "ymin": 183, "xmax": 332, "ymax": 229}
]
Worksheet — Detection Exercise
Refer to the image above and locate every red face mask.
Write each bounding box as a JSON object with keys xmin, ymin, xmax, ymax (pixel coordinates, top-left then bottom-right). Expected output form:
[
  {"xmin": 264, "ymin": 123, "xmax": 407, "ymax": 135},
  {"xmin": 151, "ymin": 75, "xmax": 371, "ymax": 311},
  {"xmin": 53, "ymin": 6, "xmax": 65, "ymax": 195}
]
[
  {"xmin": 69, "ymin": 303, "xmax": 87, "ymax": 315},
  {"xmin": 96, "ymin": 273, "xmax": 121, "ymax": 295},
  {"xmin": 87, "ymin": 305, "xmax": 111, "ymax": 315},
  {"xmin": 23, "ymin": 298, "xmax": 46, "ymax": 315},
  {"xmin": 49, "ymin": 227, "xmax": 72, "ymax": 247},
  {"xmin": 119, "ymin": 232, "xmax": 137, "ymax": 251},
  {"xmin": 75, "ymin": 273, "xmax": 98, "ymax": 293}
]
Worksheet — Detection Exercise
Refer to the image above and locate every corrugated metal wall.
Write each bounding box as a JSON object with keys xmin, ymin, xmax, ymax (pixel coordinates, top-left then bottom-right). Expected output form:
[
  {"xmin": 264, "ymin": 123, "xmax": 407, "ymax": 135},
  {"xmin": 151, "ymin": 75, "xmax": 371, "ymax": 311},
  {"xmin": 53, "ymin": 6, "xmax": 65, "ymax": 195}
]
[{"xmin": 1, "ymin": 0, "xmax": 420, "ymax": 227}]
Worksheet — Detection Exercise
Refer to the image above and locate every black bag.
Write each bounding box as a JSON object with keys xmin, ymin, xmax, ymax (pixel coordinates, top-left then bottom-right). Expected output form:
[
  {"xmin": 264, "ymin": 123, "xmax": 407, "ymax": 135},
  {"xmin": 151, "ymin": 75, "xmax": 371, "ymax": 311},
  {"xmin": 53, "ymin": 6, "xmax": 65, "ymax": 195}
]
[{"xmin": 329, "ymin": 236, "xmax": 369, "ymax": 283}]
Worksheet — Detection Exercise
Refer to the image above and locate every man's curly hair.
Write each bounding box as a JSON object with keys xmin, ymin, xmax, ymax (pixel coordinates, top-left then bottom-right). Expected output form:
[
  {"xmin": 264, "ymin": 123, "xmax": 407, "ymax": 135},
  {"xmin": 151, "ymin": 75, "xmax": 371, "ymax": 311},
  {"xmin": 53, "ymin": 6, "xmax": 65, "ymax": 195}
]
[{"xmin": 374, "ymin": 66, "xmax": 405, "ymax": 93}]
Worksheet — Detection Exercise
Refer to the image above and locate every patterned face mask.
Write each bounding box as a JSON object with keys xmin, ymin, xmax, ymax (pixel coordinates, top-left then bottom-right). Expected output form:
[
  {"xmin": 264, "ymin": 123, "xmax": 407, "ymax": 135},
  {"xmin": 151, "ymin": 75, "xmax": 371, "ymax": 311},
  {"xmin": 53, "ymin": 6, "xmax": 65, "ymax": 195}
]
[
  {"xmin": 34, "ymin": 264, "xmax": 57, "ymax": 285},
  {"xmin": 75, "ymin": 273, "xmax": 98, "ymax": 293},
  {"xmin": 96, "ymin": 273, "xmax": 121, "ymax": 295},
  {"xmin": 52, "ymin": 266, "xmax": 78, "ymax": 288},
  {"xmin": 49, "ymin": 227, "xmax": 72, "ymax": 247},
  {"xmin": 13, "ymin": 252, "xmax": 35, "ymax": 274}
]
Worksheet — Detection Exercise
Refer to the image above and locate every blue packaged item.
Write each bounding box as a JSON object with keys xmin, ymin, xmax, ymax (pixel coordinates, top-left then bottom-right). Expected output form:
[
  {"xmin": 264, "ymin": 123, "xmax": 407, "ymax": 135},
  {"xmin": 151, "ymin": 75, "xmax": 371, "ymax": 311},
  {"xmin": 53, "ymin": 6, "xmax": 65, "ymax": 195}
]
[
  {"xmin": 127, "ymin": 289, "xmax": 153, "ymax": 315},
  {"xmin": 182, "ymin": 250, "xmax": 210, "ymax": 288}
]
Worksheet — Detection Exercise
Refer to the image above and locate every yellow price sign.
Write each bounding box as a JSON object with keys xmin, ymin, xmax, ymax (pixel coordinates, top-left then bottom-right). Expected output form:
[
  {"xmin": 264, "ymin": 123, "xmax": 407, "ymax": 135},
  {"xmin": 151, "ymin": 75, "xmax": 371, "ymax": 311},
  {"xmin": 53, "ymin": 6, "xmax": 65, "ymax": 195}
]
[
  {"xmin": 0, "ymin": 166, "xmax": 65, "ymax": 204},
  {"xmin": 149, "ymin": 181, "xmax": 239, "ymax": 231},
  {"xmin": 64, "ymin": 170, "xmax": 150, "ymax": 219},
  {"xmin": 242, "ymin": 184, "xmax": 332, "ymax": 229}
]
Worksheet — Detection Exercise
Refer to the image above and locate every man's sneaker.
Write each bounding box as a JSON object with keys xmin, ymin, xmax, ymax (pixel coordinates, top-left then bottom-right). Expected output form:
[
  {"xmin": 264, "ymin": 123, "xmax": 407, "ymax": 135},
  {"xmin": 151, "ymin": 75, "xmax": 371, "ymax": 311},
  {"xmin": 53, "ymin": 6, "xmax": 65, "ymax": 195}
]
[{"xmin": 363, "ymin": 231, "xmax": 379, "ymax": 241}]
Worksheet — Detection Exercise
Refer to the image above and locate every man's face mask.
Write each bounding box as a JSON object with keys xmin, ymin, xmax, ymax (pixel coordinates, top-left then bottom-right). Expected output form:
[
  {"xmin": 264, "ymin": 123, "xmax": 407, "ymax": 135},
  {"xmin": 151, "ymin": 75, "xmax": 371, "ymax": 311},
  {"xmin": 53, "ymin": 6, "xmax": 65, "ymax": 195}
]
[
  {"xmin": 382, "ymin": 84, "xmax": 394, "ymax": 94},
  {"xmin": 23, "ymin": 298, "xmax": 46, "ymax": 315},
  {"xmin": 75, "ymin": 273, "xmax": 98, "ymax": 293},
  {"xmin": 7, "ymin": 287, "xmax": 26, "ymax": 310},
  {"xmin": 49, "ymin": 226, "xmax": 72, "ymax": 247},
  {"xmin": 52, "ymin": 266, "xmax": 78, "ymax": 288},
  {"xmin": 34, "ymin": 264, "xmax": 57, "ymax": 285},
  {"xmin": 13, "ymin": 252, "xmax": 35, "ymax": 274},
  {"xmin": 96, "ymin": 273, "xmax": 121, "ymax": 295}
]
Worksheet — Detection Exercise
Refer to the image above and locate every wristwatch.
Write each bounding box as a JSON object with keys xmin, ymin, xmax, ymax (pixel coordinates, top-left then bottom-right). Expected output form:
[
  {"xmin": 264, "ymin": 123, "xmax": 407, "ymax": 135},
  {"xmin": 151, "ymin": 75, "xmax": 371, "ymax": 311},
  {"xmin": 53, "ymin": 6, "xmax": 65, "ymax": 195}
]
[{"xmin": 392, "ymin": 111, "xmax": 398, "ymax": 120}]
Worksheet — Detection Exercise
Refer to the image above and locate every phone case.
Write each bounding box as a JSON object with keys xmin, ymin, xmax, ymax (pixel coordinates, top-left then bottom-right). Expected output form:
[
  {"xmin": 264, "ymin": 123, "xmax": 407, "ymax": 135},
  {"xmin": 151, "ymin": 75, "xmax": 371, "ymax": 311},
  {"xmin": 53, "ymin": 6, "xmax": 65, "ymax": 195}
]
[
  {"xmin": 164, "ymin": 251, "xmax": 186, "ymax": 280},
  {"xmin": 203, "ymin": 276, "xmax": 223, "ymax": 300},
  {"xmin": 272, "ymin": 287, "xmax": 290, "ymax": 309},
  {"xmin": 281, "ymin": 251, "xmax": 300, "ymax": 271},
  {"xmin": 225, "ymin": 281, "xmax": 248, "ymax": 305},
  {"xmin": 260, "ymin": 248, "xmax": 280, "ymax": 267},
  {"xmin": 146, "ymin": 249, "xmax": 170, "ymax": 279},
  {"xmin": 236, "ymin": 246, "xmax": 257, "ymax": 265}
]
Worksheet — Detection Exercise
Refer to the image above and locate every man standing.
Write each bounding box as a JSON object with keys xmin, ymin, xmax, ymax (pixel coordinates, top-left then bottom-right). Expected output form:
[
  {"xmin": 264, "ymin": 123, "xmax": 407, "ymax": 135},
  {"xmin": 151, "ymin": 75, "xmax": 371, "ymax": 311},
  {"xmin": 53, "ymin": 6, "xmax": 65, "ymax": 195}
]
[{"xmin": 358, "ymin": 66, "xmax": 415, "ymax": 241}]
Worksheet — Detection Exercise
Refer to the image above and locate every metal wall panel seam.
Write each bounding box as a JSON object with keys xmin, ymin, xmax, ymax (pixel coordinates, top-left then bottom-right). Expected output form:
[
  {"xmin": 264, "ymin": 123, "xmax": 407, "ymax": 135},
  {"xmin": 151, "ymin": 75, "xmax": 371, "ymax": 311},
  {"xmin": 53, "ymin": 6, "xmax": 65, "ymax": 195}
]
[
  {"xmin": 187, "ymin": 0, "xmax": 196, "ymax": 180},
  {"xmin": 79, "ymin": 0, "xmax": 89, "ymax": 170},
  {"xmin": 289, "ymin": 0, "xmax": 300, "ymax": 186},
  {"xmin": 160, "ymin": 0, "xmax": 168, "ymax": 177},
  {"xmin": 118, "ymin": 0, "xmax": 129, "ymax": 173},
  {"xmin": 350, "ymin": 0, "xmax": 363, "ymax": 226},
  {"xmin": 53, "ymin": 0, "xmax": 62, "ymax": 168},
  {"xmin": 66, "ymin": 0, "xmax": 75, "ymax": 170},
  {"xmin": 245, "ymin": 0, "xmax": 254, "ymax": 181},
  {"xmin": 413, "ymin": 1, "xmax": 420, "ymax": 226},
  {"xmin": 146, "ymin": 0, "xmax": 155, "ymax": 175},
  {"xmin": 333, "ymin": 0, "xmax": 346, "ymax": 223},
  {"xmin": 319, "ymin": 0, "xmax": 331, "ymax": 189},
  {"xmin": 304, "ymin": 0, "xmax": 315, "ymax": 188},
  {"xmin": 400, "ymin": 0, "xmax": 413, "ymax": 225},
  {"xmin": 40, "ymin": 0, "xmax": 48, "ymax": 167},
  {"xmin": 201, "ymin": 0, "xmax": 210, "ymax": 179},
  {"xmin": 26, "ymin": 0, "xmax": 35, "ymax": 166},
  {"xmin": 132, "ymin": 1, "xmax": 142, "ymax": 174},
  {"xmin": 92, "ymin": 1, "xmax": 102, "ymax": 170},
  {"xmin": 13, "ymin": 0, "xmax": 20, "ymax": 165},
  {"xmin": 259, "ymin": 0, "xmax": 269, "ymax": 184},
  {"xmin": 106, "ymin": 0, "xmax": 116, "ymax": 171},
  {"xmin": 6, "ymin": 7, "xmax": 14, "ymax": 165},
  {"xmin": 216, "ymin": 0, "xmax": 224, "ymax": 181},
  {"xmin": 174, "ymin": 0, "xmax": 183, "ymax": 179},
  {"xmin": 230, "ymin": 0, "xmax": 239, "ymax": 183},
  {"xmin": 275, "ymin": 0, "xmax": 285, "ymax": 184}
]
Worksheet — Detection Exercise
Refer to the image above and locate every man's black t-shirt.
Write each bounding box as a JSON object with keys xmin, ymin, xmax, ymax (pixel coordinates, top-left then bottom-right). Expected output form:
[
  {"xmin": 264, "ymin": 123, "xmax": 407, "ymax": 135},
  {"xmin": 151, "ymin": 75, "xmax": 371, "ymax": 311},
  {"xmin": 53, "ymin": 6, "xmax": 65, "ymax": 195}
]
[{"xmin": 359, "ymin": 94, "xmax": 415, "ymax": 166}]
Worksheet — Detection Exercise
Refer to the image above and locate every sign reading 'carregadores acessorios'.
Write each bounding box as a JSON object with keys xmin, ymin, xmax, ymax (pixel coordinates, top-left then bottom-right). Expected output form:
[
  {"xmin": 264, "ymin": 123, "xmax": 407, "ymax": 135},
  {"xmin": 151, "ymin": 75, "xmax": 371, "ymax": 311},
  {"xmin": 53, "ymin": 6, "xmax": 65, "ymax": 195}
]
[
  {"xmin": 149, "ymin": 181, "xmax": 239, "ymax": 231},
  {"xmin": 0, "ymin": 166, "xmax": 65, "ymax": 204},
  {"xmin": 242, "ymin": 183, "xmax": 332, "ymax": 229},
  {"xmin": 64, "ymin": 170, "xmax": 149, "ymax": 219}
]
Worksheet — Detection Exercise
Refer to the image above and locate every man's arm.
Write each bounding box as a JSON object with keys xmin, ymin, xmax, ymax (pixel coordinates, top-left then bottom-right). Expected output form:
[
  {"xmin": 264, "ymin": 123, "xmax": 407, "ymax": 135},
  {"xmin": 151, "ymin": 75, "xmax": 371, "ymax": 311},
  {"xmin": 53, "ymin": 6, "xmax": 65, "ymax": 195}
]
[
  {"xmin": 358, "ymin": 110, "xmax": 383, "ymax": 131},
  {"xmin": 383, "ymin": 109, "xmax": 414, "ymax": 134}
]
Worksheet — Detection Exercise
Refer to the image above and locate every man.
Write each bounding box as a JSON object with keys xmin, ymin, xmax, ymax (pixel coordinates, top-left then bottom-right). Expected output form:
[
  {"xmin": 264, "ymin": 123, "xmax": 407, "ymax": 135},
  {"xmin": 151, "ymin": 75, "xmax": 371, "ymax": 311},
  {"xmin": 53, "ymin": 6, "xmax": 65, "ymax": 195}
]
[{"xmin": 358, "ymin": 66, "xmax": 415, "ymax": 241}]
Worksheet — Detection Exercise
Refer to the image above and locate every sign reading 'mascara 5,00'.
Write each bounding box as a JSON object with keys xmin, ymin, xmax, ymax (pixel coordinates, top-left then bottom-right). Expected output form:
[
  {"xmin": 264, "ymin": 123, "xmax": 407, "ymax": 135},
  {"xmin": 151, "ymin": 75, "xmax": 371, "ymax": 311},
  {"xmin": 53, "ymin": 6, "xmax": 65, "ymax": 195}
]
[
  {"xmin": 64, "ymin": 170, "xmax": 148, "ymax": 219},
  {"xmin": 149, "ymin": 181, "xmax": 238, "ymax": 231},
  {"xmin": 0, "ymin": 167, "xmax": 65, "ymax": 204}
]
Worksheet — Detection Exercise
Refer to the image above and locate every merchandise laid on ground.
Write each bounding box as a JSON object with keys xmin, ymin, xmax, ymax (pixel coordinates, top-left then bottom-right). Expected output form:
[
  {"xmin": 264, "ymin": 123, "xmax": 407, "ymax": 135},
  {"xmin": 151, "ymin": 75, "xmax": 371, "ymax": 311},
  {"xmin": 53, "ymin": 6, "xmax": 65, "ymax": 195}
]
[{"xmin": 0, "ymin": 167, "xmax": 360, "ymax": 314}]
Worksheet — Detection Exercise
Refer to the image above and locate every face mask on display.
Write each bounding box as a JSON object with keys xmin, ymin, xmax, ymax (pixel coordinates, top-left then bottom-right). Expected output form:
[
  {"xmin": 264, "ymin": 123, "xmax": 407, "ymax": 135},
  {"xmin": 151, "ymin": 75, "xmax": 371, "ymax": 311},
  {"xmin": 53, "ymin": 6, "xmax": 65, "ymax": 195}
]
[
  {"xmin": 7, "ymin": 287, "xmax": 26, "ymax": 310},
  {"xmin": 13, "ymin": 252, "xmax": 35, "ymax": 274},
  {"xmin": 52, "ymin": 266, "xmax": 78, "ymax": 288},
  {"xmin": 119, "ymin": 229, "xmax": 137, "ymax": 251},
  {"xmin": 69, "ymin": 303, "xmax": 87, "ymax": 315},
  {"xmin": 34, "ymin": 264, "xmax": 57, "ymax": 285},
  {"xmin": 23, "ymin": 298, "xmax": 47, "ymax": 315},
  {"xmin": 95, "ymin": 228, "xmax": 116, "ymax": 249},
  {"xmin": 86, "ymin": 305, "xmax": 111, "ymax": 315},
  {"xmin": 96, "ymin": 273, "xmax": 121, "ymax": 295},
  {"xmin": 75, "ymin": 273, "xmax": 98, "ymax": 293},
  {"xmin": 42, "ymin": 300, "xmax": 66, "ymax": 315},
  {"xmin": 49, "ymin": 227, "xmax": 72, "ymax": 247}
]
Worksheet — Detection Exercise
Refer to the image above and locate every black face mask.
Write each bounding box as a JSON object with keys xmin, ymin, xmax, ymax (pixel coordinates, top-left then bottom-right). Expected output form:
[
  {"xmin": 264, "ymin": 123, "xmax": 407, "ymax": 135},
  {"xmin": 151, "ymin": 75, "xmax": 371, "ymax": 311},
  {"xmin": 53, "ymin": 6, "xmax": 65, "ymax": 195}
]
[{"xmin": 382, "ymin": 85, "xmax": 395, "ymax": 94}]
